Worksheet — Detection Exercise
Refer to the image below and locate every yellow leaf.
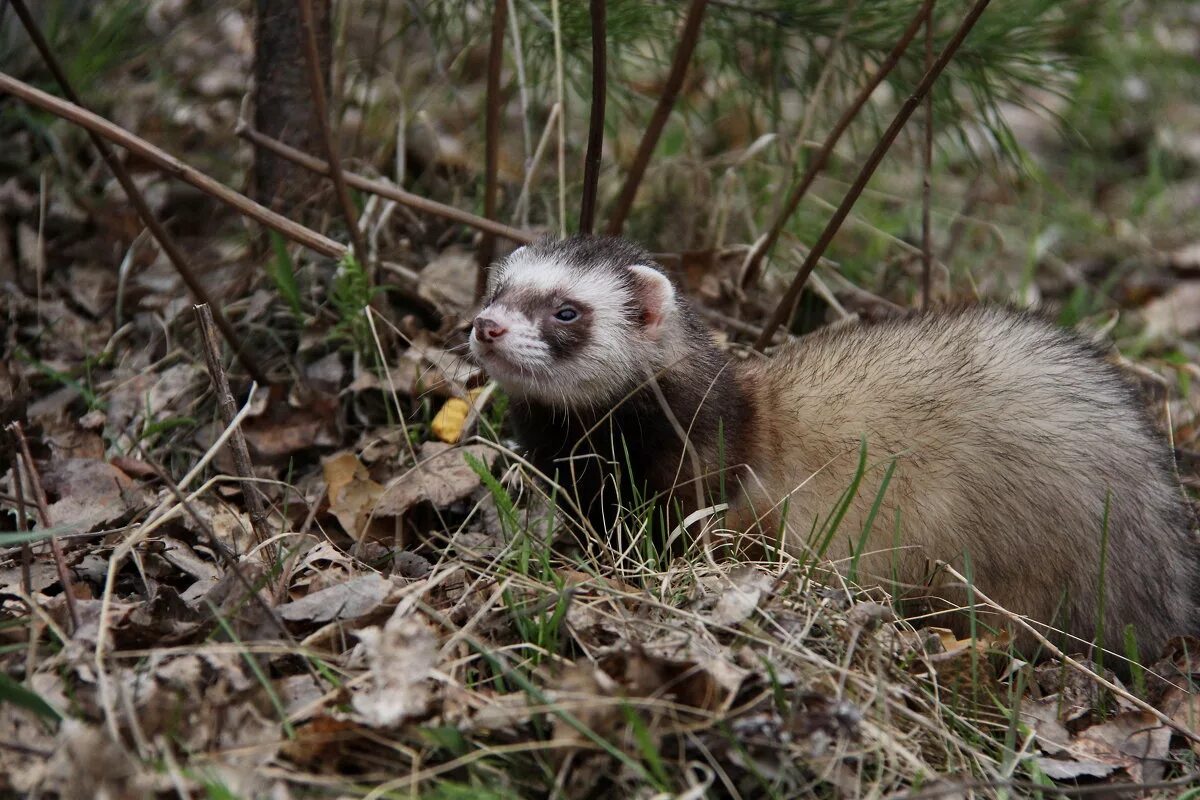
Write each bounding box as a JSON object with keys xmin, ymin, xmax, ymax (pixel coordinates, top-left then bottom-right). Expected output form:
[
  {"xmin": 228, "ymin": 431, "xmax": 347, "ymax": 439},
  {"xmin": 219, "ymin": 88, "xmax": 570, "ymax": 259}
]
[{"xmin": 431, "ymin": 388, "xmax": 483, "ymax": 443}]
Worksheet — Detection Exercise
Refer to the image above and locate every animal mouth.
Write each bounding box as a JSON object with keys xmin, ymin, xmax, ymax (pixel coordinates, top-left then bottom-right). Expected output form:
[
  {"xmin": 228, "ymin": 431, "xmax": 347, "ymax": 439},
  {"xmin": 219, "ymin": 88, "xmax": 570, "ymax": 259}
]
[{"xmin": 472, "ymin": 341, "xmax": 528, "ymax": 376}]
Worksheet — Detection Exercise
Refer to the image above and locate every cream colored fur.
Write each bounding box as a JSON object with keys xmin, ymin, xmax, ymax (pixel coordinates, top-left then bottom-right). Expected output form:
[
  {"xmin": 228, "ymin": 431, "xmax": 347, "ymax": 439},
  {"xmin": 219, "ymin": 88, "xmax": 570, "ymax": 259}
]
[{"xmin": 729, "ymin": 307, "xmax": 1197, "ymax": 656}]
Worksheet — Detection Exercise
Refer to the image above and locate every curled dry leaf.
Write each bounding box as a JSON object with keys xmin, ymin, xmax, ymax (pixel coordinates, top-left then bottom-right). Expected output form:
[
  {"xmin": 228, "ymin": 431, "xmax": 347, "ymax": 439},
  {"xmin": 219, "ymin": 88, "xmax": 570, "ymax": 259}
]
[
  {"xmin": 418, "ymin": 247, "xmax": 476, "ymax": 313},
  {"xmin": 915, "ymin": 628, "xmax": 1010, "ymax": 706},
  {"xmin": 323, "ymin": 451, "xmax": 385, "ymax": 540},
  {"xmin": 351, "ymin": 609, "xmax": 439, "ymax": 727},
  {"xmin": 1142, "ymin": 281, "xmax": 1200, "ymax": 340},
  {"xmin": 1020, "ymin": 697, "xmax": 1073, "ymax": 755},
  {"xmin": 277, "ymin": 572, "xmax": 396, "ymax": 624},
  {"xmin": 37, "ymin": 457, "xmax": 150, "ymax": 531},
  {"xmin": 710, "ymin": 566, "xmax": 775, "ymax": 627},
  {"xmin": 373, "ymin": 441, "xmax": 496, "ymax": 517}
]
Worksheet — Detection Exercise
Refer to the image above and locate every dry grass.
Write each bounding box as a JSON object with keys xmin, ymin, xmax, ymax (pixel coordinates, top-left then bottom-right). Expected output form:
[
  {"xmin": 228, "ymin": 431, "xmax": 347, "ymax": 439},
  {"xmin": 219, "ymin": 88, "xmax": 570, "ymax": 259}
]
[{"xmin": 2, "ymin": 1, "xmax": 1200, "ymax": 797}]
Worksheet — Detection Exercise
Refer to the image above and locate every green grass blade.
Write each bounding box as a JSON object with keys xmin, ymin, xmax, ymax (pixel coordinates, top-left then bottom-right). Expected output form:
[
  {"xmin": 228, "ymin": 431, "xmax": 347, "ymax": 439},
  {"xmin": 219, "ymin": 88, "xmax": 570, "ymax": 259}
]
[{"xmin": 0, "ymin": 672, "xmax": 62, "ymax": 721}]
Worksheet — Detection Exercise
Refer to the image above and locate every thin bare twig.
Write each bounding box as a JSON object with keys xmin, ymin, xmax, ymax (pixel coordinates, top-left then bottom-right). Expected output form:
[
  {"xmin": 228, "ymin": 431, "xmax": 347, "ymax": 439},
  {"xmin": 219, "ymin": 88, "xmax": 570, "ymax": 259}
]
[
  {"xmin": 10, "ymin": 453, "xmax": 32, "ymax": 594},
  {"xmin": 7, "ymin": 0, "xmax": 269, "ymax": 385},
  {"xmin": 7, "ymin": 422, "xmax": 79, "ymax": 632},
  {"xmin": 742, "ymin": 0, "xmax": 935, "ymax": 288},
  {"xmin": 478, "ymin": 0, "xmax": 509, "ymax": 299},
  {"xmin": 753, "ymin": 0, "xmax": 992, "ymax": 351},
  {"xmin": 605, "ymin": 0, "xmax": 708, "ymax": 236},
  {"xmin": 0, "ymin": 71, "xmax": 346, "ymax": 259},
  {"xmin": 920, "ymin": 1, "xmax": 936, "ymax": 310},
  {"xmin": 579, "ymin": 0, "xmax": 606, "ymax": 234},
  {"xmin": 236, "ymin": 123, "xmax": 535, "ymax": 246},
  {"xmin": 549, "ymin": 0, "xmax": 567, "ymax": 235},
  {"xmin": 297, "ymin": 0, "xmax": 368, "ymax": 264},
  {"xmin": 193, "ymin": 304, "xmax": 273, "ymax": 553}
]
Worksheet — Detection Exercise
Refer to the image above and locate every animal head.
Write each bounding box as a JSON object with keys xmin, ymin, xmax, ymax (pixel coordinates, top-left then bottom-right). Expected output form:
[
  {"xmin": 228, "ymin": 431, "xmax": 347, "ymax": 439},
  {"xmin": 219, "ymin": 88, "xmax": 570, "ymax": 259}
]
[{"xmin": 469, "ymin": 236, "xmax": 681, "ymax": 408}]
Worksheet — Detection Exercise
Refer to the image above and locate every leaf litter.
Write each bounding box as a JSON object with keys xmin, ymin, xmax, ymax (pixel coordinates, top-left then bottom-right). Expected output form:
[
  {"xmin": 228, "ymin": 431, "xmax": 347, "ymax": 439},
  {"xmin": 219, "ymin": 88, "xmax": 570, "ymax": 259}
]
[{"xmin": 1, "ymin": 2, "xmax": 1200, "ymax": 798}]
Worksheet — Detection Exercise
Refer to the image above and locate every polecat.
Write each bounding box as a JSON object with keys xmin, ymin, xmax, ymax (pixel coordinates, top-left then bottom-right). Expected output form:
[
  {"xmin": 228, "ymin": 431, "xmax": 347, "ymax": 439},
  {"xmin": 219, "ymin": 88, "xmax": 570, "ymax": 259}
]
[{"xmin": 469, "ymin": 235, "xmax": 1200, "ymax": 658}]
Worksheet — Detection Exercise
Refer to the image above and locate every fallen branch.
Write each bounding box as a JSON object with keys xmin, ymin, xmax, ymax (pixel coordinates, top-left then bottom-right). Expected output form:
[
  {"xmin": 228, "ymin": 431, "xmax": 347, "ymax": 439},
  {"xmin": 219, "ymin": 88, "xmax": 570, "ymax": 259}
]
[
  {"xmin": 0, "ymin": 71, "xmax": 346, "ymax": 260},
  {"xmin": 236, "ymin": 123, "xmax": 535, "ymax": 246},
  {"xmin": 753, "ymin": 0, "xmax": 991, "ymax": 350},
  {"xmin": 8, "ymin": 0, "xmax": 269, "ymax": 385}
]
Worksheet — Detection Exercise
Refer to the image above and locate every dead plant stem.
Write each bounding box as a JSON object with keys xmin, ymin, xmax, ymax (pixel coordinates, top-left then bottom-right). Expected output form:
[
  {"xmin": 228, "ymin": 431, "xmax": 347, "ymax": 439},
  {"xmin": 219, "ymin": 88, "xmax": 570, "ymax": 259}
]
[
  {"xmin": 606, "ymin": 0, "xmax": 708, "ymax": 235},
  {"xmin": 0, "ymin": 71, "xmax": 345, "ymax": 259},
  {"xmin": 579, "ymin": 0, "xmax": 606, "ymax": 234},
  {"xmin": 193, "ymin": 304, "xmax": 273, "ymax": 554},
  {"xmin": 939, "ymin": 563, "xmax": 1200, "ymax": 747},
  {"xmin": 9, "ymin": 454, "xmax": 31, "ymax": 595},
  {"xmin": 297, "ymin": 0, "xmax": 369, "ymax": 264},
  {"xmin": 237, "ymin": 123, "xmax": 534, "ymax": 245},
  {"xmin": 7, "ymin": 422, "xmax": 79, "ymax": 632}
]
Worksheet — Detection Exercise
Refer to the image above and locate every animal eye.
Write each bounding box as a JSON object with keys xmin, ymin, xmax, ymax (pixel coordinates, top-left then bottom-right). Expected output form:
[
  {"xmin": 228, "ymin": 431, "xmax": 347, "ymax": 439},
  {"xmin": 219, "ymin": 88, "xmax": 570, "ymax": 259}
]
[{"xmin": 553, "ymin": 307, "xmax": 579, "ymax": 323}]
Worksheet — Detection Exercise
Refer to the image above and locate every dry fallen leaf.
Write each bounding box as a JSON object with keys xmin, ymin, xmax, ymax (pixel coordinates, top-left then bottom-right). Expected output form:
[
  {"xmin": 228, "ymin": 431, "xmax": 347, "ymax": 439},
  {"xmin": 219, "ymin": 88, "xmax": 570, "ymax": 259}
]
[
  {"xmin": 373, "ymin": 441, "xmax": 495, "ymax": 517},
  {"xmin": 323, "ymin": 451, "xmax": 385, "ymax": 540},
  {"xmin": 351, "ymin": 610, "xmax": 439, "ymax": 727},
  {"xmin": 37, "ymin": 457, "xmax": 148, "ymax": 531},
  {"xmin": 241, "ymin": 391, "xmax": 340, "ymax": 463},
  {"xmin": 710, "ymin": 566, "xmax": 775, "ymax": 626},
  {"xmin": 1142, "ymin": 281, "xmax": 1200, "ymax": 340},
  {"xmin": 418, "ymin": 247, "xmax": 476, "ymax": 313},
  {"xmin": 277, "ymin": 572, "xmax": 395, "ymax": 624},
  {"xmin": 1020, "ymin": 697, "xmax": 1073, "ymax": 756}
]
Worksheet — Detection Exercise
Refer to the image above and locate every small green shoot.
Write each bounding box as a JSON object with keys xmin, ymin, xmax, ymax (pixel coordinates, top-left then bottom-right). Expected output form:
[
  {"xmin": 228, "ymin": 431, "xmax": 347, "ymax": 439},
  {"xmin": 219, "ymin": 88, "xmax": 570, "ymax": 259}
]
[
  {"xmin": 0, "ymin": 672, "xmax": 63, "ymax": 721},
  {"xmin": 268, "ymin": 230, "xmax": 304, "ymax": 319},
  {"xmin": 330, "ymin": 250, "xmax": 380, "ymax": 358},
  {"xmin": 848, "ymin": 456, "xmax": 897, "ymax": 585},
  {"xmin": 620, "ymin": 701, "xmax": 671, "ymax": 791}
]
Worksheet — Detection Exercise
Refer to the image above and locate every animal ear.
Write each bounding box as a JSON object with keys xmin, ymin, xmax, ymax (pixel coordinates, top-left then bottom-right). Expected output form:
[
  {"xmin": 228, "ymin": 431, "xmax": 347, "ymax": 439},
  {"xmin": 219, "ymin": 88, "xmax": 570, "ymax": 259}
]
[{"xmin": 628, "ymin": 264, "xmax": 676, "ymax": 339}]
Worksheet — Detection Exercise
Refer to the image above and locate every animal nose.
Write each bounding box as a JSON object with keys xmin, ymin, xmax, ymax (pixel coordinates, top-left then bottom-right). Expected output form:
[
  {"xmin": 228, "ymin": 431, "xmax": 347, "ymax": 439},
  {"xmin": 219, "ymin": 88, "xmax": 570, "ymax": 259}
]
[{"xmin": 474, "ymin": 317, "xmax": 507, "ymax": 342}]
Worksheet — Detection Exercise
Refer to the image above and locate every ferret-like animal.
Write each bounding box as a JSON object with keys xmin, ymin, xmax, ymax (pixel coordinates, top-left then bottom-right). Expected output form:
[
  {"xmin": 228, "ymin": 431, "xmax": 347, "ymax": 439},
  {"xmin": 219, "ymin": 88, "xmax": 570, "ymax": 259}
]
[{"xmin": 469, "ymin": 235, "xmax": 1199, "ymax": 657}]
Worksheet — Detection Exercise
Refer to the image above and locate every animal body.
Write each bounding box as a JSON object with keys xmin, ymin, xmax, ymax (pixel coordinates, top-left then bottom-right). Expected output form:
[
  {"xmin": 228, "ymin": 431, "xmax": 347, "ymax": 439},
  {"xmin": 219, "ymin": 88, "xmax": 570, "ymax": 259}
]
[{"xmin": 469, "ymin": 235, "xmax": 1199, "ymax": 657}]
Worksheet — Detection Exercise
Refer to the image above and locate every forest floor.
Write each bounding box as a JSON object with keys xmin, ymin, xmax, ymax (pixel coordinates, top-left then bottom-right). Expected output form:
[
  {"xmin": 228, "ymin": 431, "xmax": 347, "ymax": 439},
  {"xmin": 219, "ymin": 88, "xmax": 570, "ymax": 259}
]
[{"xmin": 2, "ymin": 1, "xmax": 1200, "ymax": 798}]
